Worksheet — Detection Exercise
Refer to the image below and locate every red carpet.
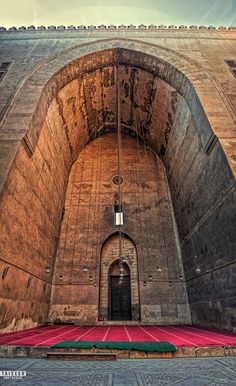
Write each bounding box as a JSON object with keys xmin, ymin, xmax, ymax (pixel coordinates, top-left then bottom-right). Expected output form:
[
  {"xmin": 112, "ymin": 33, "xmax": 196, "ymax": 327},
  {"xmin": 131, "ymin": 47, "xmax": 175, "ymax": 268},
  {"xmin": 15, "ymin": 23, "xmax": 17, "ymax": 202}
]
[{"xmin": 0, "ymin": 325, "xmax": 235, "ymax": 347}]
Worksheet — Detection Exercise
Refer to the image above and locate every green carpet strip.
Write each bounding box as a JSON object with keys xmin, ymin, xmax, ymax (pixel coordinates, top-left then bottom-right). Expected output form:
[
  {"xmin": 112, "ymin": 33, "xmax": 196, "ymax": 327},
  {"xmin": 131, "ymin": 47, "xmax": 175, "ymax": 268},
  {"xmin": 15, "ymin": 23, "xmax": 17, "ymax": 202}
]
[{"xmin": 52, "ymin": 341, "xmax": 176, "ymax": 352}]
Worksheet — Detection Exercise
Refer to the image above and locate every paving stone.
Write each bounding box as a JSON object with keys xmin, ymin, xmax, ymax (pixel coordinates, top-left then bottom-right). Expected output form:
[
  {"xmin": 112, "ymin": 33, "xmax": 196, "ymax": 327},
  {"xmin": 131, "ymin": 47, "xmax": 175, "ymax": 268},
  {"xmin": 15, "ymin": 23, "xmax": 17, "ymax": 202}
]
[{"xmin": 0, "ymin": 357, "xmax": 236, "ymax": 386}]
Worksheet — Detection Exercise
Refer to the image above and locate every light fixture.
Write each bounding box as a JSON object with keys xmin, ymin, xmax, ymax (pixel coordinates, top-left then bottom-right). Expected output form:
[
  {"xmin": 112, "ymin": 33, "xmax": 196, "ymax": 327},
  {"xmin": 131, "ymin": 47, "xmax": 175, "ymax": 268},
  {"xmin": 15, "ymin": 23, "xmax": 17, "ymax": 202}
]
[
  {"xmin": 115, "ymin": 209, "xmax": 124, "ymax": 226},
  {"xmin": 179, "ymin": 275, "xmax": 183, "ymax": 281},
  {"xmin": 143, "ymin": 280, "xmax": 147, "ymax": 286},
  {"xmin": 156, "ymin": 265, "xmax": 162, "ymax": 272},
  {"xmin": 119, "ymin": 267, "xmax": 124, "ymax": 276},
  {"xmin": 149, "ymin": 274, "xmax": 153, "ymax": 281},
  {"xmin": 59, "ymin": 275, "xmax": 63, "ymax": 281},
  {"xmin": 118, "ymin": 265, "xmax": 124, "ymax": 285},
  {"xmin": 196, "ymin": 266, "xmax": 201, "ymax": 274},
  {"xmin": 118, "ymin": 259, "xmax": 125, "ymax": 285},
  {"xmin": 45, "ymin": 267, "xmax": 51, "ymax": 273},
  {"xmin": 89, "ymin": 274, "xmax": 93, "ymax": 281},
  {"xmin": 83, "ymin": 265, "xmax": 89, "ymax": 272}
]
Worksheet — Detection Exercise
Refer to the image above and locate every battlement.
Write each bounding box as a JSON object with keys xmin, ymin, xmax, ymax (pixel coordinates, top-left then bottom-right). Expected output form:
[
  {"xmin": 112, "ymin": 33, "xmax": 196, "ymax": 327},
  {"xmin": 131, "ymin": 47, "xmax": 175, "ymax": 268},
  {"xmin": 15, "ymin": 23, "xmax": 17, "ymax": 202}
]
[{"xmin": 0, "ymin": 24, "xmax": 235, "ymax": 32}]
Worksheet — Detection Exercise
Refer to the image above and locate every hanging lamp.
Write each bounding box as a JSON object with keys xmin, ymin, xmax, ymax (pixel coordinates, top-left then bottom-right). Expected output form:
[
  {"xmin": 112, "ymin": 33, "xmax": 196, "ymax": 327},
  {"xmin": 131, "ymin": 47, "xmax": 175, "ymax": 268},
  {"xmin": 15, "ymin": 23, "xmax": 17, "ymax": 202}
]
[{"xmin": 116, "ymin": 64, "xmax": 125, "ymax": 286}]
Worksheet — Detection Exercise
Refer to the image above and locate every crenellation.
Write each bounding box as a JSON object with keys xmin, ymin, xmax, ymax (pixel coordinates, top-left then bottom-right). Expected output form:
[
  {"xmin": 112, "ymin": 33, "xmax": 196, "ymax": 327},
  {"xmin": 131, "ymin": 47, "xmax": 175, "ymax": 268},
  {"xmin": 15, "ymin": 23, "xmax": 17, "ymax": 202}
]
[{"xmin": 1, "ymin": 25, "xmax": 235, "ymax": 32}]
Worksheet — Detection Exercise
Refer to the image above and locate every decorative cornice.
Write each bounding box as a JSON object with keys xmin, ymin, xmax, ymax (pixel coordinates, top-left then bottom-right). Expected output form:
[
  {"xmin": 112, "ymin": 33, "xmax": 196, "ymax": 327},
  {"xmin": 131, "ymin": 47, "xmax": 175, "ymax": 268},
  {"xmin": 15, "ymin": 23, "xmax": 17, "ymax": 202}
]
[{"xmin": 0, "ymin": 24, "xmax": 235, "ymax": 32}]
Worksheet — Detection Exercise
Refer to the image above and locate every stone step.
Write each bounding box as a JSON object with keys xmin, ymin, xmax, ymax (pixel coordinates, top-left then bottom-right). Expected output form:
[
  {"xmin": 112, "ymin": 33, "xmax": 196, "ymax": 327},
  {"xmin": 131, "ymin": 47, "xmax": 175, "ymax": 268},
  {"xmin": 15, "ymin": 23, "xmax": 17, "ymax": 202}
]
[{"xmin": 47, "ymin": 351, "xmax": 116, "ymax": 361}]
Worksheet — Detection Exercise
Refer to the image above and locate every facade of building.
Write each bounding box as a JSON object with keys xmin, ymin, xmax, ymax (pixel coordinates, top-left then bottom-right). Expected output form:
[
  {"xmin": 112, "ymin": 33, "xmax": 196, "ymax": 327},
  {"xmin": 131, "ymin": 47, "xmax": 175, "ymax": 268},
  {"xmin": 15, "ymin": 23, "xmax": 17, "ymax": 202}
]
[{"xmin": 0, "ymin": 25, "xmax": 235, "ymax": 333}]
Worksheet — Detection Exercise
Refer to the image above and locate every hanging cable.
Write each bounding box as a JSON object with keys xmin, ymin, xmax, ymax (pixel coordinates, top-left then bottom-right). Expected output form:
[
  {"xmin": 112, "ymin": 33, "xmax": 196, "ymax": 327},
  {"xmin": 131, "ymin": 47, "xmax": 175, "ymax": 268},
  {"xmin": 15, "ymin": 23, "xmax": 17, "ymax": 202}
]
[
  {"xmin": 59, "ymin": 161, "xmax": 77, "ymax": 284},
  {"xmin": 153, "ymin": 152, "xmax": 170, "ymax": 282},
  {"xmin": 134, "ymin": 83, "xmax": 151, "ymax": 280},
  {"xmin": 116, "ymin": 63, "xmax": 124, "ymax": 285},
  {"xmin": 82, "ymin": 130, "xmax": 95, "ymax": 282},
  {"xmin": 133, "ymin": 87, "xmax": 154, "ymax": 282},
  {"xmin": 136, "ymin": 86, "xmax": 148, "ymax": 159},
  {"xmin": 89, "ymin": 142, "xmax": 97, "ymax": 283},
  {"xmin": 133, "ymin": 103, "xmax": 146, "ymax": 283},
  {"xmin": 69, "ymin": 158, "xmax": 84, "ymax": 284},
  {"xmin": 93, "ymin": 140, "xmax": 102, "ymax": 287},
  {"xmin": 90, "ymin": 68, "xmax": 106, "ymax": 285}
]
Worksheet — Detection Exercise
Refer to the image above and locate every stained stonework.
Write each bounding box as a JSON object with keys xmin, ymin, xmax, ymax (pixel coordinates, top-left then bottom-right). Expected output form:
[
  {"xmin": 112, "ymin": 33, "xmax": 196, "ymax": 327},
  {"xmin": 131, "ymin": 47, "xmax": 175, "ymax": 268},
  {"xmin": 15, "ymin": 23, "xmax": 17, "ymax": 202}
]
[
  {"xmin": 50, "ymin": 133, "xmax": 190, "ymax": 324},
  {"xmin": 0, "ymin": 121, "xmax": 65, "ymax": 331},
  {"xmin": 99, "ymin": 234, "xmax": 140, "ymax": 321},
  {"xmin": 49, "ymin": 133, "xmax": 190, "ymax": 324},
  {"xmin": 0, "ymin": 30, "xmax": 235, "ymax": 331}
]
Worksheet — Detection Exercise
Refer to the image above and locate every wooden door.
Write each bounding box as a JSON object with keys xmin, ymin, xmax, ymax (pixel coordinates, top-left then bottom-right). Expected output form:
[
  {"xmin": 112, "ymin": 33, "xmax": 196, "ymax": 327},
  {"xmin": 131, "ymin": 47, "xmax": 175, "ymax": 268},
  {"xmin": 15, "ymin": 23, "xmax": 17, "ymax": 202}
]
[{"xmin": 110, "ymin": 275, "xmax": 131, "ymax": 320}]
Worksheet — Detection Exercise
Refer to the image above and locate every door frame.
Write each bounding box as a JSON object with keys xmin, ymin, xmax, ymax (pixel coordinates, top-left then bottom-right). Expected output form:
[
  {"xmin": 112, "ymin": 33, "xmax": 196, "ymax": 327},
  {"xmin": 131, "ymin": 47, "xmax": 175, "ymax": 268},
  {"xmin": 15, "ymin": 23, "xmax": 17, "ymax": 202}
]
[
  {"xmin": 109, "ymin": 270, "xmax": 132, "ymax": 321},
  {"xmin": 99, "ymin": 232, "xmax": 141, "ymax": 321}
]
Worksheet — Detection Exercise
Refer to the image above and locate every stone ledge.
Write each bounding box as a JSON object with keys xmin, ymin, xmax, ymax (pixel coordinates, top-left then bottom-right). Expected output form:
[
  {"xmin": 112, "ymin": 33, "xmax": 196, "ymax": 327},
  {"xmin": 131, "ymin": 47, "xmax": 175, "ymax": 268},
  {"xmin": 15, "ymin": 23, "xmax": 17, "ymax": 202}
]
[
  {"xmin": 1, "ymin": 345, "xmax": 235, "ymax": 359},
  {"xmin": 47, "ymin": 351, "xmax": 117, "ymax": 360}
]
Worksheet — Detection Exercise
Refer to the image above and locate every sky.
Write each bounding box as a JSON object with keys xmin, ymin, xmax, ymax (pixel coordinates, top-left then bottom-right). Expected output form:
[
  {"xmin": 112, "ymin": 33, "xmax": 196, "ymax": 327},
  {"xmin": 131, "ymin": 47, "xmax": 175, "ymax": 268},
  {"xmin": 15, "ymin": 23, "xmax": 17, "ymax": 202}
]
[{"xmin": 0, "ymin": 0, "xmax": 236, "ymax": 28}]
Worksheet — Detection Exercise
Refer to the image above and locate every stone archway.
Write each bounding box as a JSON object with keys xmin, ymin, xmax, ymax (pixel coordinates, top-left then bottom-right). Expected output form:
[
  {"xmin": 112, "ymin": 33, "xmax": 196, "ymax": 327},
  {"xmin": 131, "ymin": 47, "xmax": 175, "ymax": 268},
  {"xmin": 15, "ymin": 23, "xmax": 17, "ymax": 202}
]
[
  {"xmin": 0, "ymin": 41, "xmax": 235, "ymax": 332},
  {"xmin": 99, "ymin": 233, "xmax": 140, "ymax": 321}
]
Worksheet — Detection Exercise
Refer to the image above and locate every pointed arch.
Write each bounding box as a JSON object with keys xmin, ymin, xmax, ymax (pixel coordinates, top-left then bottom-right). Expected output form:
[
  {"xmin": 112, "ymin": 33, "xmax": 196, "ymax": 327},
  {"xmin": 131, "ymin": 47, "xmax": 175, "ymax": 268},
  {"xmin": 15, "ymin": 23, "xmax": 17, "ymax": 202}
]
[{"xmin": 99, "ymin": 232, "xmax": 140, "ymax": 321}]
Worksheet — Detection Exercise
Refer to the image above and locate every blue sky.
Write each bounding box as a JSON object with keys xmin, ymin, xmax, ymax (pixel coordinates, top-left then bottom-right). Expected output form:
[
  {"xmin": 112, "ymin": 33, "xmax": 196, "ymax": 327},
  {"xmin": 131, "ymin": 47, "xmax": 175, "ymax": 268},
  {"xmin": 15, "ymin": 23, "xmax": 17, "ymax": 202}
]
[{"xmin": 0, "ymin": 0, "xmax": 236, "ymax": 27}]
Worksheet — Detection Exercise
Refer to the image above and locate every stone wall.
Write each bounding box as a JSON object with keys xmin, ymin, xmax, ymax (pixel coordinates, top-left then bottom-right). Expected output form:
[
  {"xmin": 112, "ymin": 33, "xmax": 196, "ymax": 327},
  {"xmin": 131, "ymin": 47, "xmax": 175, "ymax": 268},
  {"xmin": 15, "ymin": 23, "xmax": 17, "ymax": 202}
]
[
  {"xmin": 0, "ymin": 119, "xmax": 70, "ymax": 331},
  {"xmin": 49, "ymin": 133, "xmax": 190, "ymax": 324},
  {"xmin": 0, "ymin": 30, "xmax": 235, "ymax": 331},
  {"xmin": 164, "ymin": 96, "xmax": 236, "ymax": 330}
]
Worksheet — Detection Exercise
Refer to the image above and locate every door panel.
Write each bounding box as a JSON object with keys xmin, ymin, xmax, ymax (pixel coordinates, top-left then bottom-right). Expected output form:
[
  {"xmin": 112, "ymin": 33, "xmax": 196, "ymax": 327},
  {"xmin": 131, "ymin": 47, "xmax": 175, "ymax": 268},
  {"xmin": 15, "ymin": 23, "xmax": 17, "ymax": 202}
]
[{"xmin": 110, "ymin": 275, "xmax": 131, "ymax": 320}]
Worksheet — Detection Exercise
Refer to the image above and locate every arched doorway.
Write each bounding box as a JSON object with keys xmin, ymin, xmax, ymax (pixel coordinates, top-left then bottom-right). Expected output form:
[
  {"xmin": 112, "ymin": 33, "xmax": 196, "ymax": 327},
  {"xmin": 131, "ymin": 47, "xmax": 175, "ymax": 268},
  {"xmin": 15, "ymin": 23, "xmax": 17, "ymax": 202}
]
[
  {"xmin": 109, "ymin": 261, "xmax": 131, "ymax": 321},
  {"xmin": 99, "ymin": 232, "xmax": 140, "ymax": 322}
]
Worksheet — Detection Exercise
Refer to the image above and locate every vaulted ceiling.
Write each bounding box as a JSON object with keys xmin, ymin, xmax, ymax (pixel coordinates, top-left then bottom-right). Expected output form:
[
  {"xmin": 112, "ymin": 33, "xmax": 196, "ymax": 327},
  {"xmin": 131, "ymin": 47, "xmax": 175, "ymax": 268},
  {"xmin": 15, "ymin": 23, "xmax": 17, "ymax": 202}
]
[{"xmin": 56, "ymin": 64, "xmax": 182, "ymax": 158}]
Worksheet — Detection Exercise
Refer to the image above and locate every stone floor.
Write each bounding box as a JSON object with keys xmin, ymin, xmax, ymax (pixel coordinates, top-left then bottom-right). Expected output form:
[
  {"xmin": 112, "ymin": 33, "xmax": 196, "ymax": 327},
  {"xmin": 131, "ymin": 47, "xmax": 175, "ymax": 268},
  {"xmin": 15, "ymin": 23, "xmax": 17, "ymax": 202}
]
[{"xmin": 0, "ymin": 357, "xmax": 236, "ymax": 386}]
